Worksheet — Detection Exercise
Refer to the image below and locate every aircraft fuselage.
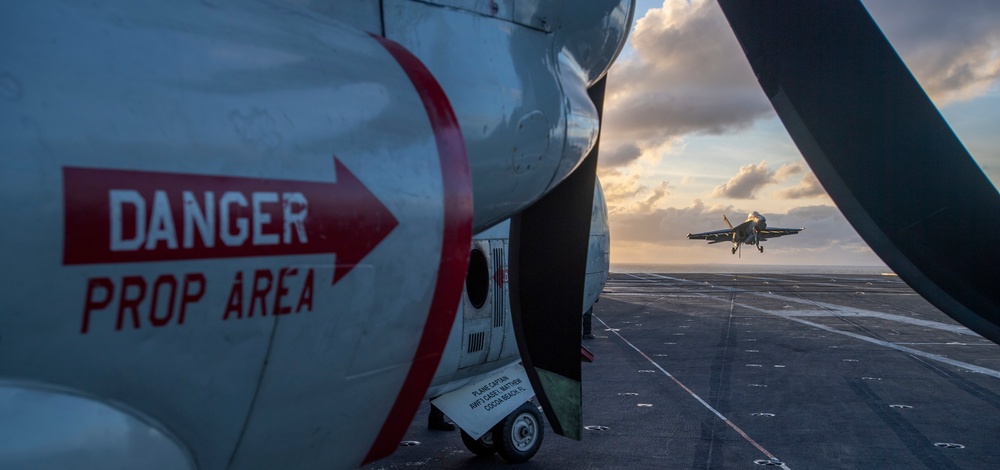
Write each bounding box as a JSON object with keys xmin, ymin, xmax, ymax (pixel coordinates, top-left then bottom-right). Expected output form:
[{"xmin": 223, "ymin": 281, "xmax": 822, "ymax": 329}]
[{"xmin": 734, "ymin": 212, "xmax": 767, "ymax": 246}]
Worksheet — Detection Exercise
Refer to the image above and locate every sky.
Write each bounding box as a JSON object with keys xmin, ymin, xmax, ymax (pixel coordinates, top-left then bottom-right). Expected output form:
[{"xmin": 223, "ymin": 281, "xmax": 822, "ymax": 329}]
[{"xmin": 599, "ymin": 0, "xmax": 1000, "ymax": 267}]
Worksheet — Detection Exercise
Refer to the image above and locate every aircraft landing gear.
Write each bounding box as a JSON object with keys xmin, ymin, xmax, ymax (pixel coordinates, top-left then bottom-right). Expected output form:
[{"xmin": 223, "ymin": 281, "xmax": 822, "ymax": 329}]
[
  {"xmin": 732, "ymin": 246, "xmax": 737, "ymax": 255},
  {"xmin": 492, "ymin": 402, "xmax": 544, "ymax": 463},
  {"xmin": 458, "ymin": 401, "xmax": 544, "ymax": 462},
  {"xmin": 460, "ymin": 429, "xmax": 495, "ymax": 456},
  {"xmin": 758, "ymin": 245, "xmax": 764, "ymax": 253}
]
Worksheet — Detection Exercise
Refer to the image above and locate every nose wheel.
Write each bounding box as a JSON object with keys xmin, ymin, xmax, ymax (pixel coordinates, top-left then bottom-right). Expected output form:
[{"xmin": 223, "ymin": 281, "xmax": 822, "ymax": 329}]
[
  {"xmin": 492, "ymin": 402, "xmax": 544, "ymax": 463},
  {"xmin": 758, "ymin": 245, "xmax": 764, "ymax": 253},
  {"xmin": 460, "ymin": 429, "xmax": 496, "ymax": 456},
  {"xmin": 732, "ymin": 246, "xmax": 737, "ymax": 254}
]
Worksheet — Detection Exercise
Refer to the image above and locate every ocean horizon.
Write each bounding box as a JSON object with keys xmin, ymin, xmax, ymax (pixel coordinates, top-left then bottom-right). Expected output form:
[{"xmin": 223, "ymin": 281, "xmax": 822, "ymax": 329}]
[{"xmin": 610, "ymin": 263, "xmax": 895, "ymax": 276}]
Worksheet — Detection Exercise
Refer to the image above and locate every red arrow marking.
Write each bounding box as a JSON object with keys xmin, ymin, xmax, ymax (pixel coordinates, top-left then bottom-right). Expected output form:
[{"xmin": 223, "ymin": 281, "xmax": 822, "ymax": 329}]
[{"xmin": 62, "ymin": 157, "xmax": 397, "ymax": 284}]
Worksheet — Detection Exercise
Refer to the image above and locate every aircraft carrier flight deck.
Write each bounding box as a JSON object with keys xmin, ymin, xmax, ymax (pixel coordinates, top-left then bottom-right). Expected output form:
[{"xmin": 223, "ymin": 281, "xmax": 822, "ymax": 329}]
[{"xmin": 368, "ymin": 272, "xmax": 1000, "ymax": 470}]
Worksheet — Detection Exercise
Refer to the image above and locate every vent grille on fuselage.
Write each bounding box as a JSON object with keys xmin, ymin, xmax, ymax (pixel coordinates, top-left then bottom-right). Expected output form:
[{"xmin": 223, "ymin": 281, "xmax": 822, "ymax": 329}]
[
  {"xmin": 493, "ymin": 246, "xmax": 505, "ymax": 328},
  {"xmin": 467, "ymin": 331, "xmax": 485, "ymax": 353}
]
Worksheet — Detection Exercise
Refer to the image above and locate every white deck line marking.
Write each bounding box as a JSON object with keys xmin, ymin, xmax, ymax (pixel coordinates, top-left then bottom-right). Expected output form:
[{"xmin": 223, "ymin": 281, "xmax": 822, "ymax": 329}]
[
  {"xmin": 768, "ymin": 314, "xmax": 1000, "ymax": 379},
  {"xmin": 595, "ymin": 315, "xmax": 791, "ymax": 470},
  {"xmin": 628, "ymin": 274, "xmax": 1000, "ymax": 379},
  {"xmin": 645, "ymin": 274, "xmax": 975, "ymax": 335},
  {"xmin": 754, "ymin": 293, "xmax": 975, "ymax": 335}
]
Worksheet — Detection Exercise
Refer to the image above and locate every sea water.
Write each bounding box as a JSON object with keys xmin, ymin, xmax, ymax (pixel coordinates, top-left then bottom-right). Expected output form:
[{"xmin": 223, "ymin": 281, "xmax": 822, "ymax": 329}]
[{"xmin": 610, "ymin": 263, "xmax": 895, "ymax": 276}]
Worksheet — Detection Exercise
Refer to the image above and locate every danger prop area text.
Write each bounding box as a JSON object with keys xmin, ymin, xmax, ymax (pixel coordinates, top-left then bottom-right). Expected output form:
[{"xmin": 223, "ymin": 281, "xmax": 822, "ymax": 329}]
[
  {"xmin": 80, "ymin": 267, "xmax": 315, "ymax": 334},
  {"xmin": 108, "ymin": 189, "xmax": 308, "ymax": 252},
  {"xmin": 62, "ymin": 167, "xmax": 327, "ymax": 265},
  {"xmin": 62, "ymin": 162, "xmax": 400, "ymax": 284}
]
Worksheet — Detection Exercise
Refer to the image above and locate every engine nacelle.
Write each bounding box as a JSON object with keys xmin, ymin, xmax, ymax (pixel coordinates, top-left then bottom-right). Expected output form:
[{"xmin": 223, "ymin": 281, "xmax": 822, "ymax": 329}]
[
  {"xmin": 382, "ymin": 0, "xmax": 633, "ymax": 231},
  {"xmin": 1, "ymin": 2, "xmax": 473, "ymax": 467},
  {"xmin": 0, "ymin": 382, "xmax": 194, "ymax": 469}
]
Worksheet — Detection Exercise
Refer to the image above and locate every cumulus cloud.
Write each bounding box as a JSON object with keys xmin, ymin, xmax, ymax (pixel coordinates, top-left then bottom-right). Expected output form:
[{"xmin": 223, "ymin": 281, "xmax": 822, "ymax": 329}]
[
  {"xmin": 601, "ymin": 0, "xmax": 773, "ymax": 150},
  {"xmin": 775, "ymin": 172, "xmax": 826, "ymax": 199},
  {"xmin": 600, "ymin": 169, "xmax": 672, "ymax": 214},
  {"xmin": 610, "ymin": 199, "xmax": 732, "ymax": 245},
  {"xmin": 600, "ymin": 171, "xmax": 643, "ymax": 209},
  {"xmin": 635, "ymin": 181, "xmax": 671, "ymax": 213},
  {"xmin": 600, "ymin": 143, "xmax": 643, "ymax": 168},
  {"xmin": 771, "ymin": 205, "xmax": 871, "ymax": 252},
  {"xmin": 710, "ymin": 161, "xmax": 773, "ymax": 199},
  {"xmin": 865, "ymin": 0, "xmax": 1000, "ymax": 104},
  {"xmin": 774, "ymin": 162, "xmax": 804, "ymax": 181},
  {"xmin": 709, "ymin": 160, "xmax": 800, "ymax": 199},
  {"xmin": 600, "ymin": 0, "xmax": 1000, "ymax": 159}
]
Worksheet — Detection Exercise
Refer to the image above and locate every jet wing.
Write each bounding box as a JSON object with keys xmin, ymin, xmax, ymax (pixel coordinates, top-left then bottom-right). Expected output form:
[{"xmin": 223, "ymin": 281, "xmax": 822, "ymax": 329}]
[
  {"xmin": 758, "ymin": 227, "xmax": 803, "ymax": 240},
  {"xmin": 687, "ymin": 229, "xmax": 735, "ymax": 244}
]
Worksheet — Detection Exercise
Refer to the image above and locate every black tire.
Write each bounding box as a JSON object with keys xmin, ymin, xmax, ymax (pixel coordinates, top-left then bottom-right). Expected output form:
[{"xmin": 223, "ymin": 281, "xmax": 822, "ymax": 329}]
[
  {"xmin": 492, "ymin": 402, "xmax": 544, "ymax": 463},
  {"xmin": 460, "ymin": 429, "xmax": 496, "ymax": 456}
]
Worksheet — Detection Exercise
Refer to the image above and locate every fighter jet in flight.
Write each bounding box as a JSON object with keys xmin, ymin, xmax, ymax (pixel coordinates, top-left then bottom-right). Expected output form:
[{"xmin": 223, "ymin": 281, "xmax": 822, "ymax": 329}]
[{"xmin": 687, "ymin": 212, "xmax": 803, "ymax": 255}]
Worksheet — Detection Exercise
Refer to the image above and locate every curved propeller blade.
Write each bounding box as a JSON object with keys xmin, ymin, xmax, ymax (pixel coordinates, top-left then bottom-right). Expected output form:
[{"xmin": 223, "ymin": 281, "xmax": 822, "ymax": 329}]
[
  {"xmin": 717, "ymin": 1, "xmax": 1000, "ymax": 342},
  {"xmin": 508, "ymin": 76, "xmax": 607, "ymax": 440}
]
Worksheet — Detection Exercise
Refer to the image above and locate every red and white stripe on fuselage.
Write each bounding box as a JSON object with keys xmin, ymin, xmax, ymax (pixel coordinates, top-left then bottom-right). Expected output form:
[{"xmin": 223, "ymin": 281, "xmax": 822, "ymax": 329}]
[{"xmin": 0, "ymin": 6, "xmax": 471, "ymax": 469}]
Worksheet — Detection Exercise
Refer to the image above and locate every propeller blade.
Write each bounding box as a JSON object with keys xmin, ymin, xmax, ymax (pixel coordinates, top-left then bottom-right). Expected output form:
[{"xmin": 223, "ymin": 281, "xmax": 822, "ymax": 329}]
[
  {"xmin": 508, "ymin": 76, "xmax": 607, "ymax": 440},
  {"xmin": 717, "ymin": 1, "xmax": 1000, "ymax": 342}
]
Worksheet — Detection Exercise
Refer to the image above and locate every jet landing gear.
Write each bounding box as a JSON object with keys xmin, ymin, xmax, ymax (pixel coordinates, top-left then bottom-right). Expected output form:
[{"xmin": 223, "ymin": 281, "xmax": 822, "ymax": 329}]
[
  {"xmin": 732, "ymin": 246, "xmax": 738, "ymax": 255},
  {"xmin": 758, "ymin": 245, "xmax": 764, "ymax": 253},
  {"xmin": 460, "ymin": 402, "xmax": 544, "ymax": 463}
]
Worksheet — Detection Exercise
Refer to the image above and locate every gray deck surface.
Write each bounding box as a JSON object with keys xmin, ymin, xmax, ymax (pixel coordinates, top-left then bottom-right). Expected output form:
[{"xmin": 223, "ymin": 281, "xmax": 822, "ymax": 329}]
[{"xmin": 366, "ymin": 272, "xmax": 1000, "ymax": 469}]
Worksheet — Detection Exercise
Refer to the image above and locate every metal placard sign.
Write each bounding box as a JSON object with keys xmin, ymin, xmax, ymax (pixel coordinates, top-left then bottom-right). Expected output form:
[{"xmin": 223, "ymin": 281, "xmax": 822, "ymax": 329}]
[{"xmin": 431, "ymin": 362, "xmax": 535, "ymax": 440}]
